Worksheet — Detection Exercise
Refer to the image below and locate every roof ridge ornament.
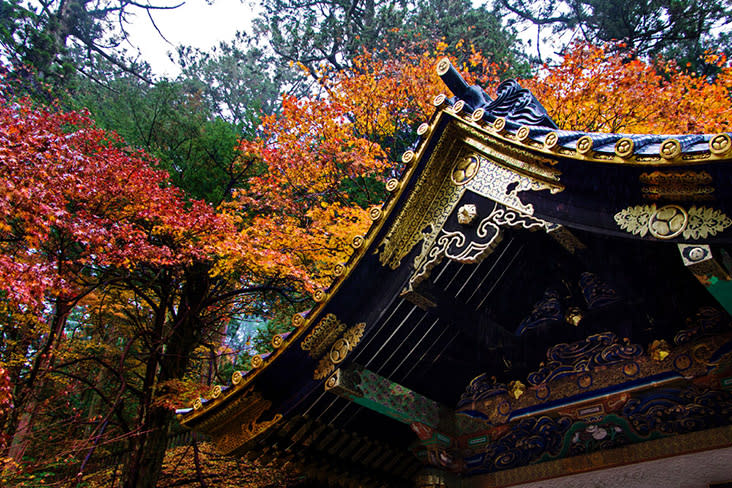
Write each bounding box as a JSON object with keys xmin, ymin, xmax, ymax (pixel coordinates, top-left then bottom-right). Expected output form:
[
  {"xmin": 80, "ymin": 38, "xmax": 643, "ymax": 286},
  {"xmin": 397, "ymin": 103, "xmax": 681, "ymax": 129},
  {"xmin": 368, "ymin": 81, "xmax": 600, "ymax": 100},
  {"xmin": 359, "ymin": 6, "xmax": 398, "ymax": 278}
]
[{"xmin": 436, "ymin": 58, "xmax": 558, "ymax": 129}]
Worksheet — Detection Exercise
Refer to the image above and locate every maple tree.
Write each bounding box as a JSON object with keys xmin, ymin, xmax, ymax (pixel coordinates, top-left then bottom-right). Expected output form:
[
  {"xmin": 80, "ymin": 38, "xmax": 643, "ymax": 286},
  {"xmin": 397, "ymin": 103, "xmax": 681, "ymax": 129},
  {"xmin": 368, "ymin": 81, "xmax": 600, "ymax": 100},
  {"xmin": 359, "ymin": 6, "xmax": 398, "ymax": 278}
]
[
  {"xmin": 0, "ymin": 87, "xmax": 306, "ymax": 487},
  {"xmin": 524, "ymin": 42, "xmax": 732, "ymax": 133},
  {"xmin": 3, "ymin": 27, "xmax": 732, "ymax": 488},
  {"xmin": 224, "ymin": 45, "xmax": 502, "ymax": 292}
]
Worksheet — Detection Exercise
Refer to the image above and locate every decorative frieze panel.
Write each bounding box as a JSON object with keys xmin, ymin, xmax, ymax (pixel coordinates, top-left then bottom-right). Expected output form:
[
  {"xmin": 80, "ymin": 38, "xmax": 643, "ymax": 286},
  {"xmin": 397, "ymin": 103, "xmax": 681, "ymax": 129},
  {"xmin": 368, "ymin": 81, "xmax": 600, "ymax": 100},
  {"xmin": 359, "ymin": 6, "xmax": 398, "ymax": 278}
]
[
  {"xmin": 614, "ymin": 204, "xmax": 732, "ymax": 240},
  {"xmin": 302, "ymin": 314, "xmax": 365, "ymax": 380},
  {"xmin": 409, "ymin": 202, "xmax": 557, "ymax": 289}
]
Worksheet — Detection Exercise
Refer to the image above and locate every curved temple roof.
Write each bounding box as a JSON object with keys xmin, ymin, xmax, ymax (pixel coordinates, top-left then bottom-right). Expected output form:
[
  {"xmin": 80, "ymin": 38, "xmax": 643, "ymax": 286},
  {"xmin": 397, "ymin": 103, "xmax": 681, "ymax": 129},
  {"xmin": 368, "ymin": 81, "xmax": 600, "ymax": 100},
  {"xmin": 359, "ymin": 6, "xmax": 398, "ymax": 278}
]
[{"xmin": 178, "ymin": 59, "xmax": 732, "ymax": 486}]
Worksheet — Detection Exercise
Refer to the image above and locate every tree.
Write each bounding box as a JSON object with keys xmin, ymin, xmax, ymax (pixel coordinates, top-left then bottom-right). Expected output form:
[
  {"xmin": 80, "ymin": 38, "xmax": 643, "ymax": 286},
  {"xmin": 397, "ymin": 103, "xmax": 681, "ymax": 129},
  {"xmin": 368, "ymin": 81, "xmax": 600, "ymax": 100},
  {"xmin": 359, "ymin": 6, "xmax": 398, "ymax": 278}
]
[
  {"xmin": 254, "ymin": 0, "xmax": 526, "ymax": 76},
  {"xmin": 498, "ymin": 0, "xmax": 732, "ymax": 72},
  {"xmin": 523, "ymin": 42, "xmax": 732, "ymax": 133},
  {"xmin": 0, "ymin": 0, "xmax": 184, "ymax": 93}
]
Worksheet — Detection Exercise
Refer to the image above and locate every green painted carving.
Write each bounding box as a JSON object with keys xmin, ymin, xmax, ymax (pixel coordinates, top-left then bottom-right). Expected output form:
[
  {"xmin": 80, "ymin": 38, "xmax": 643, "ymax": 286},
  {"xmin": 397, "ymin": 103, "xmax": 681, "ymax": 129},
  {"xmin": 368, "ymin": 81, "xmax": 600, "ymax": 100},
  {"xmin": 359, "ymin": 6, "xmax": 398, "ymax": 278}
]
[{"xmin": 327, "ymin": 366, "xmax": 441, "ymax": 428}]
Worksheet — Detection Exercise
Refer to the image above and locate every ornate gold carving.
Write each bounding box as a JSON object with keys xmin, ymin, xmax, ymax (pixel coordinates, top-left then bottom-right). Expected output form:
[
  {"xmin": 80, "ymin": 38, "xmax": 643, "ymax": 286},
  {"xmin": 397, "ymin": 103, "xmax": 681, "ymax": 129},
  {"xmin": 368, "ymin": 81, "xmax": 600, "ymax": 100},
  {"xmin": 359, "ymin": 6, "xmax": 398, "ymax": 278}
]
[
  {"xmin": 508, "ymin": 380, "xmax": 526, "ymax": 399},
  {"xmin": 378, "ymin": 126, "xmax": 465, "ymax": 270},
  {"xmin": 312, "ymin": 289, "xmax": 327, "ymax": 302},
  {"xmin": 547, "ymin": 226, "xmax": 587, "ymax": 254},
  {"xmin": 457, "ymin": 204, "xmax": 478, "ymax": 225},
  {"xmin": 292, "ymin": 312, "xmax": 305, "ymax": 328},
  {"xmin": 314, "ymin": 356, "xmax": 335, "ymax": 380},
  {"xmin": 351, "ymin": 235, "xmax": 364, "ymax": 249},
  {"xmin": 402, "ymin": 150, "xmax": 416, "ymax": 164},
  {"xmin": 212, "ymin": 391, "xmax": 282, "ymax": 455},
  {"xmin": 614, "ymin": 204, "xmax": 732, "ymax": 239},
  {"xmin": 410, "ymin": 204, "xmax": 554, "ymax": 287},
  {"xmin": 544, "ymin": 132, "xmax": 559, "ymax": 150},
  {"xmin": 325, "ymin": 371, "xmax": 339, "ymax": 390},
  {"xmin": 466, "ymin": 156, "xmax": 556, "ymax": 214},
  {"xmin": 493, "ymin": 117, "xmax": 506, "ymax": 133},
  {"xmin": 660, "ymin": 139, "xmax": 682, "ymax": 159},
  {"xmin": 686, "ymin": 206, "xmax": 732, "ymax": 239},
  {"xmin": 565, "ymin": 307, "xmax": 583, "ymax": 326},
  {"xmin": 193, "ymin": 397, "xmax": 203, "ymax": 410},
  {"xmin": 471, "ymin": 108, "xmax": 485, "ymax": 122},
  {"xmin": 333, "ymin": 263, "xmax": 346, "ymax": 277},
  {"xmin": 516, "ymin": 125, "xmax": 531, "ymax": 142},
  {"xmin": 211, "ymin": 385, "xmax": 222, "ymax": 398},
  {"xmin": 649, "ymin": 339, "xmax": 671, "ymax": 361},
  {"xmin": 451, "ymin": 155, "xmax": 480, "ymax": 184},
  {"xmin": 615, "ymin": 138, "xmax": 634, "ymax": 158},
  {"xmin": 648, "ymin": 205, "xmax": 688, "ymax": 239},
  {"xmin": 329, "ymin": 338, "xmax": 350, "ymax": 364},
  {"xmin": 576, "ymin": 135, "xmax": 593, "ymax": 154},
  {"xmin": 232, "ymin": 370, "xmax": 244, "ymax": 385},
  {"xmin": 343, "ymin": 321, "xmax": 366, "ymax": 346},
  {"xmin": 313, "ymin": 322, "xmax": 365, "ymax": 380},
  {"xmin": 710, "ymin": 133, "xmax": 731, "ymax": 155},
  {"xmin": 640, "ymin": 170, "xmax": 714, "ymax": 201},
  {"xmin": 301, "ymin": 314, "xmax": 347, "ymax": 358},
  {"xmin": 433, "ymin": 93, "xmax": 447, "ymax": 107}
]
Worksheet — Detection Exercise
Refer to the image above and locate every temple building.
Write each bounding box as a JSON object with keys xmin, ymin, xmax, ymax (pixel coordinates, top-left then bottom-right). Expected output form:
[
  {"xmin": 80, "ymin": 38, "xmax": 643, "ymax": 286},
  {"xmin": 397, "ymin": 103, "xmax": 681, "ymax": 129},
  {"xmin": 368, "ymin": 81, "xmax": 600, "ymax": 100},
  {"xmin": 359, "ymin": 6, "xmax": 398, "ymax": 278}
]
[{"xmin": 177, "ymin": 59, "xmax": 732, "ymax": 487}]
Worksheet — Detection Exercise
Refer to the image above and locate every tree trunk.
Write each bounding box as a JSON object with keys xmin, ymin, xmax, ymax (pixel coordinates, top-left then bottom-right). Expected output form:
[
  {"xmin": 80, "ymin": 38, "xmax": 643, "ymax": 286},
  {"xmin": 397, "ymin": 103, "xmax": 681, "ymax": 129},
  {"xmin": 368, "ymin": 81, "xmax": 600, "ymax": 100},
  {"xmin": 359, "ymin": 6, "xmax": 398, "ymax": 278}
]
[
  {"xmin": 122, "ymin": 264, "xmax": 210, "ymax": 488},
  {"xmin": 7, "ymin": 300, "xmax": 72, "ymax": 462}
]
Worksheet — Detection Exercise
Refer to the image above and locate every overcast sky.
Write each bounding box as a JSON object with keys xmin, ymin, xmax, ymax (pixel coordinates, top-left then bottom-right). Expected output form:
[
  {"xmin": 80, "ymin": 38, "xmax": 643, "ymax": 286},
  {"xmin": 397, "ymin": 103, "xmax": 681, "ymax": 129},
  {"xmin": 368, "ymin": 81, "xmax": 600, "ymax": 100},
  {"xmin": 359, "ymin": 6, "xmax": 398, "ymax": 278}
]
[
  {"xmin": 122, "ymin": 0, "xmax": 545, "ymax": 77},
  {"xmin": 124, "ymin": 0, "xmax": 260, "ymax": 77}
]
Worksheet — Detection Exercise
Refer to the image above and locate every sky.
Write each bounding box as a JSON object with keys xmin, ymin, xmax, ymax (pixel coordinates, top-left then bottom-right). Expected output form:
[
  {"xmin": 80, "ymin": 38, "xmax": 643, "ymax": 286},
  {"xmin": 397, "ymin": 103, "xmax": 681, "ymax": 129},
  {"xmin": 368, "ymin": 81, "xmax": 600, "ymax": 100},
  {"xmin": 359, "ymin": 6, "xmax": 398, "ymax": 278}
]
[
  {"xmin": 124, "ymin": 0, "xmax": 260, "ymax": 77},
  {"xmin": 122, "ymin": 0, "xmax": 552, "ymax": 77}
]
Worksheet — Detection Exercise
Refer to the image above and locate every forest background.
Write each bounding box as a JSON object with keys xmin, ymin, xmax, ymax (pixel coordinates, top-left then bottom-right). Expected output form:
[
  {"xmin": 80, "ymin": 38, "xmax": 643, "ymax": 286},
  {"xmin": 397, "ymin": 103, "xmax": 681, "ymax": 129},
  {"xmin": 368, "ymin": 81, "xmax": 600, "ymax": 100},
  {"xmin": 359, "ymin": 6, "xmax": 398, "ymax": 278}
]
[{"xmin": 0, "ymin": 0, "xmax": 731, "ymax": 486}]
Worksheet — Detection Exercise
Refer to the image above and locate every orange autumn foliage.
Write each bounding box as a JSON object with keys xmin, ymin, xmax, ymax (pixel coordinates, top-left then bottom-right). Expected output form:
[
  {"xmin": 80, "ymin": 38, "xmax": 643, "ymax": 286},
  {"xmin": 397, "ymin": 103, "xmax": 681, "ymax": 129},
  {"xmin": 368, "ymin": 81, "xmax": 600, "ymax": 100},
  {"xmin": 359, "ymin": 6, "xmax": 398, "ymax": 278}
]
[
  {"xmin": 524, "ymin": 43, "xmax": 732, "ymax": 134},
  {"xmin": 227, "ymin": 46, "xmax": 502, "ymax": 291},
  {"xmin": 225, "ymin": 42, "xmax": 732, "ymax": 292}
]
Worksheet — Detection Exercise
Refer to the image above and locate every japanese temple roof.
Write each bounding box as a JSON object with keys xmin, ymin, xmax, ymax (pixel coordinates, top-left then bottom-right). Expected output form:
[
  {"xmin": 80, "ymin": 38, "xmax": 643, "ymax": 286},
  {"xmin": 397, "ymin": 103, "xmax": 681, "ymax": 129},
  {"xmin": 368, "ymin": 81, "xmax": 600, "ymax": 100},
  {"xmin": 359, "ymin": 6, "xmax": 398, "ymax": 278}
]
[{"xmin": 178, "ymin": 58, "xmax": 732, "ymax": 486}]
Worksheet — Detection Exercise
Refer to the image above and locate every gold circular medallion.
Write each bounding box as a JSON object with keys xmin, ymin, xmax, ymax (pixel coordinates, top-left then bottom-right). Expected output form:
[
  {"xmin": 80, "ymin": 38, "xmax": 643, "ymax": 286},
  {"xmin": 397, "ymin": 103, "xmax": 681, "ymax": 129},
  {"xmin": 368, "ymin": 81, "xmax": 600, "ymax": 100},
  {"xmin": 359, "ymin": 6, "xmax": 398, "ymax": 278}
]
[
  {"xmin": 433, "ymin": 93, "xmax": 447, "ymax": 107},
  {"xmin": 710, "ymin": 133, "xmax": 731, "ymax": 155},
  {"xmin": 368, "ymin": 206, "xmax": 382, "ymax": 221},
  {"xmin": 660, "ymin": 139, "xmax": 681, "ymax": 159},
  {"xmin": 251, "ymin": 354, "xmax": 264, "ymax": 369},
  {"xmin": 451, "ymin": 155, "xmax": 480, "ymax": 185},
  {"xmin": 544, "ymin": 132, "xmax": 559, "ymax": 149},
  {"xmin": 385, "ymin": 178, "xmax": 400, "ymax": 192},
  {"xmin": 493, "ymin": 117, "xmax": 506, "ymax": 133},
  {"xmin": 325, "ymin": 375, "xmax": 338, "ymax": 390},
  {"xmin": 333, "ymin": 263, "xmax": 346, "ymax": 277},
  {"xmin": 436, "ymin": 57, "xmax": 451, "ymax": 75},
  {"xmin": 271, "ymin": 334, "xmax": 284, "ymax": 349},
  {"xmin": 313, "ymin": 289, "xmax": 327, "ymax": 303},
  {"xmin": 232, "ymin": 370, "xmax": 243, "ymax": 384},
  {"xmin": 211, "ymin": 385, "xmax": 222, "ymax": 398},
  {"xmin": 193, "ymin": 397, "xmax": 203, "ymax": 410},
  {"xmin": 516, "ymin": 126, "xmax": 531, "ymax": 142},
  {"xmin": 615, "ymin": 138, "xmax": 635, "ymax": 158},
  {"xmin": 351, "ymin": 235, "xmax": 364, "ymax": 249},
  {"xmin": 453, "ymin": 100, "xmax": 465, "ymax": 113},
  {"xmin": 417, "ymin": 123, "xmax": 429, "ymax": 136},
  {"xmin": 471, "ymin": 108, "xmax": 485, "ymax": 122},
  {"xmin": 401, "ymin": 150, "xmax": 415, "ymax": 164},
  {"xmin": 292, "ymin": 312, "xmax": 305, "ymax": 328},
  {"xmin": 648, "ymin": 205, "xmax": 688, "ymax": 239},
  {"xmin": 576, "ymin": 135, "xmax": 593, "ymax": 154},
  {"xmin": 329, "ymin": 338, "xmax": 350, "ymax": 364}
]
